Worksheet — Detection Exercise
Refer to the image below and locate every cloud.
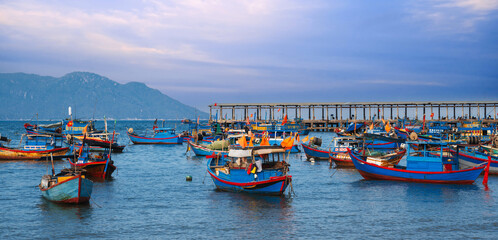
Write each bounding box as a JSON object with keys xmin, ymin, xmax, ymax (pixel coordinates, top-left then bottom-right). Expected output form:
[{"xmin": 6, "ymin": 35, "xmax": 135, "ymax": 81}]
[
  {"xmin": 407, "ymin": 0, "xmax": 498, "ymax": 34},
  {"xmin": 438, "ymin": 0, "xmax": 498, "ymax": 11},
  {"xmin": 358, "ymin": 79, "xmax": 447, "ymax": 86}
]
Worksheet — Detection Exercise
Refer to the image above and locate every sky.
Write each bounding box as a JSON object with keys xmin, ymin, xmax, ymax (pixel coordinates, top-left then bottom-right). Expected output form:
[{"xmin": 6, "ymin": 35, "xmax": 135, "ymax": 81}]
[{"xmin": 0, "ymin": 0, "xmax": 497, "ymax": 112}]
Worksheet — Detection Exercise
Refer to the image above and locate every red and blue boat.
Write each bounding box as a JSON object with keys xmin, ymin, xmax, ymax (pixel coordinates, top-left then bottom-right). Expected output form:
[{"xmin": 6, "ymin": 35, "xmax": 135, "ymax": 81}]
[
  {"xmin": 349, "ymin": 142, "xmax": 486, "ymax": 184},
  {"xmin": 302, "ymin": 142, "xmax": 329, "ymax": 160},
  {"xmin": 39, "ymin": 169, "xmax": 93, "ymax": 204},
  {"xmin": 301, "ymin": 137, "xmax": 329, "ymax": 160},
  {"xmin": 127, "ymin": 127, "xmax": 182, "ymax": 144},
  {"xmin": 0, "ymin": 134, "xmax": 70, "ymax": 161},
  {"xmin": 68, "ymin": 138, "xmax": 116, "ymax": 179},
  {"xmin": 456, "ymin": 147, "xmax": 498, "ymax": 175},
  {"xmin": 207, "ymin": 146, "xmax": 292, "ymax": 195}
]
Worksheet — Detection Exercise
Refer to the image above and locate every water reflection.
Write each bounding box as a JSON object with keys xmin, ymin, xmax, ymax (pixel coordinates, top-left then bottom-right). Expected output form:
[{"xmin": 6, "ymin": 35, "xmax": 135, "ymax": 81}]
[
  {"xmin": 37, "ymin": 197, "xmax": 93, "ymax": 220},
  {"xmin": 207, "ymin": 191, "xmax": 296, "ymax": 238}
]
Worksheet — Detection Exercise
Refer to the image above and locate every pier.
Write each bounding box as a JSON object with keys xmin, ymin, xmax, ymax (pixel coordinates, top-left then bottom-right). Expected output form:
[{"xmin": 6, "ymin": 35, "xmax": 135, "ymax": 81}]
[{"xmin": 208, "ymin": 101, "xmax": 498, "ymax": 131}]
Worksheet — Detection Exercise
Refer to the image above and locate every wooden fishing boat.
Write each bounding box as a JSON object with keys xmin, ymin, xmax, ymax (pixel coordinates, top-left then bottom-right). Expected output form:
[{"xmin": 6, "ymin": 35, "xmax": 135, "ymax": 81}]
[
  {"xmin": 455, "ymin": 147, "xmax": 498, "ymax": 175},
  {"xmin": 329, "ymin": 137, "xmax": 361, "ymax": 168},
  {"xmin": 68, "ymin": 139, "xmax": 116, "ymax": 179},
  {"xmin": 25, "ymin": 119, "xmax": 97, "ymax": 136},
  {"xmin": 39, "ymin": 168, "xmax": 93, "ymax": 204},
  {"xmin": 127, "ymin": 127, "xmax": 182, "ymax": 144},
  {"xmin": 481, "ymin": 145, "xmax": 498, "ymax": 156},
  {"xmin": 73, "ymin": 133, "xmax": 124, "ymax": 153},
  {"xmin": 187, "ymin": 140, "xmax": 229, "ymax": 157},
  {"xmin": 349, "ymin": 142, "xmax": 486, "ymax": 184},
  {"xmin": 0, "ymin": 145, "xmax": 70, "ymax": 161},
  {"xmin": 207, "ymin": 146, "xmax": 292, "ymax": 195},
  {"xmin": 302, "ymin": 142, "xmax": 330, "ymax": 160},
  {"xmin": 181, "ymin": 118, "xmax": 191, "ymax": 124}
]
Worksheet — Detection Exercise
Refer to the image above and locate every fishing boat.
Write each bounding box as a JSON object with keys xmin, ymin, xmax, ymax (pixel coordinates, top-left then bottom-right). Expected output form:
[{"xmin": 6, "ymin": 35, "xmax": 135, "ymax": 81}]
[
  {"xmin": 67, "ymin": 138, "xmax": 116, "ymax": 179},
  {"xmin": 349, "ymin": 141, "xmax": 486, "ymax": 184},
  {"xmin": 329, "ymin": 137, "xmax": 362, "ymax": 168},
  {"xmin": 455, "ymin": 147, "xmax": 498, "ymax": 175},
  {"xmin": 73, "ymin": 133, "xmax": 125, "ymax": 153},
  {"xmin": 25, "ymin": 119, "xmax": 97, "ymax": 136},
  {"xmin": 187, "ymin": 140, "xmax": 229, "ymax": 157},
  {"xmin": 207, "ymin": 145, "xmax": 292, "ymax": 195},
  {"xmin": 181, "ymin": 118, "xmax": 191, "ymax": 124},
  {"xmin": 0, "ymin": 134, "xmax": 70, "ymax": 161},
  {"xmin": 0, "ymin": 141, "xmax": 70, "ymax": 161},
  {"xmin": 301, "ymin": 137, "xmax": 329, "ymax": 160},
  {"xmin": 127, "ymin": 127, "xmax": 182, "ymax": 144},
  {"xmin": 481, "ymin": 145, "xmax": 498, "ymax": 156},
  {"xmin": 39, "ymin": 168, "xmax": 93, "ymax": 204}
]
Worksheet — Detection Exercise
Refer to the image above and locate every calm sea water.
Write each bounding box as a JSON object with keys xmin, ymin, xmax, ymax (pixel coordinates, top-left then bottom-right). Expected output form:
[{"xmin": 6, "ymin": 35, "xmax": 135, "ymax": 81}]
[{"xmin": 1, "ymin": 120, "xmax": 497, "ymax": 239}]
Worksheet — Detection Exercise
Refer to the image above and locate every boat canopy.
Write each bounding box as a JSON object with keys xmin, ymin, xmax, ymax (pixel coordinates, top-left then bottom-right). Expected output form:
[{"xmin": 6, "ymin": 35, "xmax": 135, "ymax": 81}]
[
  {"xmin": 155, "ymin": 127, "xmax": 174, "ymax": 131},
  {"xmin": 38, "ymin": 122, "xmax": 63, "ymax": 128},
  {"xmin": 252, "ymin": 146, "xmax": 286, "ymax": 155},
  {"xmin": 228, "ymin": 149, "xmax": 252, "ymax": 158}
]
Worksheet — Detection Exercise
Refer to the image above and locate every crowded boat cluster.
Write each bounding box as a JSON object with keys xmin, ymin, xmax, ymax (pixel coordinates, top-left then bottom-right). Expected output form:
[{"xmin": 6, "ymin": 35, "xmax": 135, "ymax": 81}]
[{"xmin": 1, "ymin": 108, "xmax": 497, "ymax": 204}]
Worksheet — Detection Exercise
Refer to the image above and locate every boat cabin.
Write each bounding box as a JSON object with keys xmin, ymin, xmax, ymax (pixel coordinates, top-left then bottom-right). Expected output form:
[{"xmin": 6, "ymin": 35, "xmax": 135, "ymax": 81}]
[
  {"xmin": 21, "ymin": 134, "xmax": 63, "ymax": 151},
  {"xmin": 331, "ymin": 137, "xmax": 360, "ymax": 153},
  {"xmin": 153, "ymin": 127, "xmax": 176, "ymax": 136},
  {"xmin": 221, "ymin": 146, "xmax": 289, "ymax": 174},
  {"xmin": 406, "ymin": 142, "xmax": 458, "ymax": 171}
]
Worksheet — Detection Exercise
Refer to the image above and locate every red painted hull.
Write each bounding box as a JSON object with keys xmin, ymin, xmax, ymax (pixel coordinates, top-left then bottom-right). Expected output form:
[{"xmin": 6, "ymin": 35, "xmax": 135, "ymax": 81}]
[{"xmin": 357, "ymin": 170, "xmax": 476, "ymax": 184}]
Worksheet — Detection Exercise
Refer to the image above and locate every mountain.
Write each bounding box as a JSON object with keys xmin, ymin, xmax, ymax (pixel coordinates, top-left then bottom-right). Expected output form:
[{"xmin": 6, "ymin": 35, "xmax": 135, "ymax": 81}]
[{"xmin": 0, "ymin": 72, "xmax": 208, "ymax": 120}]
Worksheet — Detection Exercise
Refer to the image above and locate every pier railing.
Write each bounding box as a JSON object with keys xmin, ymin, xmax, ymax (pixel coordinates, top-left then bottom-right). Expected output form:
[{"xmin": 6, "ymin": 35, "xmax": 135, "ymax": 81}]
[{"xmin": 208, "ymin": 101, "xmax": 498, "ymax": 131}]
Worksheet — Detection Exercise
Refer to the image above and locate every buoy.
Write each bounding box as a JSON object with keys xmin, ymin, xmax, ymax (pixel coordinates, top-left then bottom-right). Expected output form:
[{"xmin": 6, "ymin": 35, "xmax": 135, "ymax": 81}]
[
  {"xmin": 186, "ymin": 175, "xmax": 192, "ymax": 181},
  {"xmin": 310, "ymin": 158, "xmax": 315, "ymax": 163}
]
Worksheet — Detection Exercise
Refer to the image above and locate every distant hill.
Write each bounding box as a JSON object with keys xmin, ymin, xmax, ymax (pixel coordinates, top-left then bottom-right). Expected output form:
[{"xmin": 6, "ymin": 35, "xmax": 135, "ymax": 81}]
[{"xmin": 0, "ymin": 72, "xmax": 208, "ymax": 120}]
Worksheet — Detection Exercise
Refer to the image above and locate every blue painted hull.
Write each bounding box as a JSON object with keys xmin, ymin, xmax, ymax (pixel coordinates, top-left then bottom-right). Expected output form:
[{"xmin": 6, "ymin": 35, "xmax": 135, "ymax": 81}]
[
  {"xmin": 127, "ymin": 132, "xmax": 182, "ymax": 144},
  {"xmin": 207, "ymin": 158, "xmax": 291, "ymax": 195},
  {"xmin": 40, "ymin": 175, "xmax": 93, "ymax": 204},
  {"xmin": 349, "ymin": 150, "xmax": 485, "ymax": 184},
  {"xmin": 364, "ymin": 139, "xmax": 401, "ymax": 149},
  {"xmin": 457, "ymin": 150, "xmax": 498, "ymax": 174},
  {"xmin": 301, "ymin": 143, "xmax": 329, "ymax": 160}
]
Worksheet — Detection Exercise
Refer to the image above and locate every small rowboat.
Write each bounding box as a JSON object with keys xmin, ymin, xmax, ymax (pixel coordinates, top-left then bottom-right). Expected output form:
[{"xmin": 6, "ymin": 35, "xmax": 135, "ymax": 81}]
[
  {"xmin": 127, "ymin": 127, "xmax": 182, "ymax": 144},
  {"xmin": 39, "ymin": 169, "xmax": 93, "ymax": 204}
]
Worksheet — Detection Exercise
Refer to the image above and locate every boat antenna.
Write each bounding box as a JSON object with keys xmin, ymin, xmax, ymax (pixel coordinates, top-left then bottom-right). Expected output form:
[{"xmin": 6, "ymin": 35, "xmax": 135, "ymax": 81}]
[
  {"xmin": 50, "ymin": 153, "xmax": 55, "ymax": 176},
  {"xmin": 93, "ymin": 97, "xmax": 98, "ymax": 121}
]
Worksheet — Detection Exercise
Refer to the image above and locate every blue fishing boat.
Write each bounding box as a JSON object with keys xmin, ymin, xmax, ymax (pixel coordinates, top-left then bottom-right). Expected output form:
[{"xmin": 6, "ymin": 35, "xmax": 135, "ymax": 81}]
[
  {"xmin": 301, "ymin": 137, "xmax": 329, "ymax": 160},
  {"xmin": 25, "ymin": 119, "xmax": 97, "ymax": 136},
  {"xmin": 187, "ymin": 140, "xmax": 229, "ymax": 157},
  {"xmin": 302, "ymin": 143, "xmax": 329, "ymax": 160},
  {"xmin": 68, "ymin": 137, "xmax": 116, "ymax": 179},
  {"xmin": 39, "ymin": 169, "xmax": 93, "ymax": 204},
  {"xmin": 207, "ymin": 146, "xmax": 292, "ymax": 195},
  {"xmin": 456, "ymin": 147, "xmax": 498, "ymax": 174},
  {"xmin": 349, "ymin": 142, "xmax": 486, "ymax": 184},
  {"xmin": 127, "ymin": 127, "xmax": 182, "ymax": 144},
  {"xmin": 0, "ymin": 134, "xmax": 70, "ymax": 161}
]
